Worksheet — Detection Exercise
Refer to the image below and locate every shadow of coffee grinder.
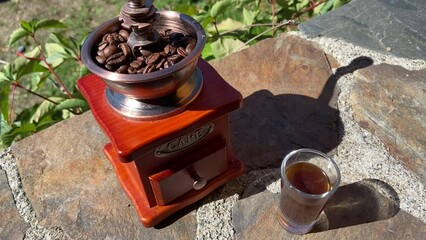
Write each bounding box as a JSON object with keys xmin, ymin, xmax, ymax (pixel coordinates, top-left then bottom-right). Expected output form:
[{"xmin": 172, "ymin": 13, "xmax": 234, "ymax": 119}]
[{"xmin": 78, "ymin": 0, "xmax": 244, "ymax": 227}]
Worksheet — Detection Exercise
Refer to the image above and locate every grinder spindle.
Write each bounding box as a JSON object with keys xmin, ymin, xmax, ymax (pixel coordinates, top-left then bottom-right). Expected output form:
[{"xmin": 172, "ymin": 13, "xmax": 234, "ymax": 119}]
[{"xmin": 120, "ymin": 0, "xmax": 162, "ymax": 57}]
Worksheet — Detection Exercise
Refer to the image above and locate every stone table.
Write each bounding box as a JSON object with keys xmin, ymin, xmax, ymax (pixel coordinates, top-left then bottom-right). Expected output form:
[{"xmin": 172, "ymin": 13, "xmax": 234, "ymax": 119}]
[{"xmin": 1, "ymin": 33, "xmax": 425, "ymax": 239}]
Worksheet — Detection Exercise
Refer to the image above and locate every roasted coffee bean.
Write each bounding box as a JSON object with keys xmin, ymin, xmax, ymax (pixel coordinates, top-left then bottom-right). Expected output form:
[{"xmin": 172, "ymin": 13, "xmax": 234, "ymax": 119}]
[
  {"xmin": 119, "ymin": 29, "xmax": 129, "ymax": 40},
  {"xmin": 140, "ymin": 49, "xmax": 153, "ymax": 57},
  {"xmin": 106, "ymin": 34, "xmax": 116, "ymax": 44},
  {"xmin": 136, "ymin": 56, "xmax": 145, "ymax": 63},
  {"xmin": 130, "ymin": 61, "xmax": 142, "ymax": 69},
  {"xmin": 146, "ymin": 64, "xmax": 156, "ymax": 73},
  {"xmin": 186, "ymin": 42, "xmax": 195, "ymax": 54},
  {"xmin": 106, "ymin": 52, "xmax": 126, "ymax": 65},
  {"xmin": 116, "ymin": 65, "xmax": 129, "ymax": 74},
  {"xmin": 156, "ymin": 58, "xmax": 166, "ymax": 69},
  {"xmin": 146, "ymin": 52, "xmax": 161, "ymax": 65},
  {"xmin": 96, "ymin": 28, "xmax": 196, "ymax": 74},
  {"xmin": 164, "ymin": 60, "xmax": 173, "ymax": 69},
  {"xmin": 111, "ymin": 32, "xmax": 122, "ymax": 42},
  {"xmin": 98, "ymin": 41, "xmax": 108, "ymax": 51},
  {"xmin": 164, "ymin": 44, "xmax": 176, "ymax": 55},
  {"xmin": 97, "ymin": 50, "xmax": 105, "ymax": 57},
  {"xmin": 177, "ymin": 47, "xmax": 187, "ymax": 57},
  {"xmin": 140, "ymin": 64, "xmax": 152, "ymax": 74},
  {"xmin": 136, "ymin": 68, "xmax": 144, "ymax": 74},
  {"xmin": 105, "ymin": 64, "xmax": 115, "ymax": 70},
  {"xmin": 128, "ymin": 67, "xmax": 137, "ymax": 74},
  {"xmin": 103, "ymin": 45, "xmax": 119, "ymax": 58},
  {"xmin": 95, "ymin": 55, "xmax": 106, "ymax": 64},
  {"xmin": 102, "ymin": 33, "xmax": 110, "ymax": 42},
  {"xmin": 167, "ymin": 54, "xmax": 182, "ymax": 63},
  {"xmin": 118, "ymin": 43, "xmax": 131, "ymax": 56}
]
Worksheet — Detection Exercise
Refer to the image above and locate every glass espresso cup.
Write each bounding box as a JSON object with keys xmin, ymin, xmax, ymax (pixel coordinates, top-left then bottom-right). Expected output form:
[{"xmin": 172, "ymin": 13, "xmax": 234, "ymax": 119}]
[{"xmin": 278, "ymin": 148, "xmax": 341, "ymax": 234}]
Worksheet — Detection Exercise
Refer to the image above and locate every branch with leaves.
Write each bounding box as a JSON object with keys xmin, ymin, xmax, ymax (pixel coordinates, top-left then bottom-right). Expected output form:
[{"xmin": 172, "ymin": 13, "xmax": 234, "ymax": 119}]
[{"xmin": 0, "ymin": 19, "xmax": 89, "ymax": 147}]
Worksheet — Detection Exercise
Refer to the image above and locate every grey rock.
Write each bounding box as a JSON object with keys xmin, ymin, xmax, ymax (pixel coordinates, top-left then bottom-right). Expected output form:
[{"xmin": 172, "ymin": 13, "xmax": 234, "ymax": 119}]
[
  {"xmin": 350, "ymin": 64, "xmax": 426, "ymax": 183},
  {"xmin": 299, "ymin": 0, "xmax": 426, "ymax": 60},
  {"xmin": 233, "ymin": 179, "xmax": 426, "ymax": 239},
  {"xmin": 10, "ymin": 112, "xmax": 197, "ymax": 239},
  {"xmin": 0, "ymin": 170, "xmax": 29, "ymax": 239}
]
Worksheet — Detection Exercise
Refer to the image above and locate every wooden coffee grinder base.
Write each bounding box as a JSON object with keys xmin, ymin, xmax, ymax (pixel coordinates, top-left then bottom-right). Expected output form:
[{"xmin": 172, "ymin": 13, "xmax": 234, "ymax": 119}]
[{"xmin": 77, "ymin": 59, "xmax": 244, "ymax": 227}]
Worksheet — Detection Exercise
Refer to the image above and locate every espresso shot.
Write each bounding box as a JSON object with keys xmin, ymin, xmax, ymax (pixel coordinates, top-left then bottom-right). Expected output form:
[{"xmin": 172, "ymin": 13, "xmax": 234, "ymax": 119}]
[{"xmin": 279, "ymin": 149, "xmax": 341, "ymax": 234}]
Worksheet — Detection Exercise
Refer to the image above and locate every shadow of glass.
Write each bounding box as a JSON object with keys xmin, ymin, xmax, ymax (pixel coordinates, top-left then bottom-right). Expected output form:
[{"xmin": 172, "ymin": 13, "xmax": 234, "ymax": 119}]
[
  {"xmin": 311, "ymin": 178, "xmax": 400, "ymax": 233},
  {"xmin": 231, "ymin": 56, "xmax": 373, "ymax": 171}
]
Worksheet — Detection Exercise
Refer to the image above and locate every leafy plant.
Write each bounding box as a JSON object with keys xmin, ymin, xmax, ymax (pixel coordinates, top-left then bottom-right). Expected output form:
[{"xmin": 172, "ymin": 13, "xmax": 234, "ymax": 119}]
[
  {"xmin": 168, "ymin": 0, "xmax": 350, "ymax": 60},
  {"xmin": 0, "ymin": 0, "xmax": 350, "ymax": 148},
  {"xmin": 0, "ymin": 19, "xmax": 89, "ymax": 148}
]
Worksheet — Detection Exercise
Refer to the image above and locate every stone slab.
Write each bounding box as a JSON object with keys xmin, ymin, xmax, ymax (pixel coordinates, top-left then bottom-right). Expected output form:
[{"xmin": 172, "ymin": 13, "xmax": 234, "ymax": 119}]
[
  {"xmin": 233, "ymin": 180, "xmax": 426, "ymax": 239},
  {"xmin": 0, "ymin": 170, "xmax": 29, "ymax": 239},
  {"xmin": 10, "ymin": 112, "xmax": 197, "ymax": 239},
  {"xmin": 299, "ymin": 0, "xmax": 426, "ymax": 60},
  {"xmin": 350, "ymin": 64, "xmax": 426, "ymax": 183},
  {"xmin": 5, "ymin": 32, "xmax": 424, "ymax": 239},
  {"xmin": 5, "ymin": 33, "xmax": 341, "ymax": 239},
  {"xmin": 211, "ymin": 34, "xmax": 340, "ymax": 170}
]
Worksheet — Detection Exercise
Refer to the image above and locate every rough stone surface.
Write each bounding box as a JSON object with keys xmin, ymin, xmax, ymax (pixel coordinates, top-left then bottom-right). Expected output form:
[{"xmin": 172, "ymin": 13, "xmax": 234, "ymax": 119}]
[
  {"xmin": 1, "ymin": 31, "xmax": 426, "ymax": 239},
  {"xmin": 299, "ymin": 0, "xmax": 426, "ymax": 60},
  {"xmin": 0, "ymin": 170, "xmax": 29, "ymax": 239},
  {"xmin": 351, "ymin": 64, "xmax": 426, "ymax": 183},
  {"xmin": 211, "ymin": 34, "xmax": 340, "ymax": 170},
  {"xmin": 10, "ymin": 112, "xmax": 197, "ymax": 239},
  {"xmin": 233, "ymin": 182, "xmax": 426, "ymax": 240}
]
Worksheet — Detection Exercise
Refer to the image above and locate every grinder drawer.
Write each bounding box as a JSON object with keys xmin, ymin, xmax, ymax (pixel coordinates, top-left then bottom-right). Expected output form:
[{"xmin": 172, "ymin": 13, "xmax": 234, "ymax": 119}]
[{"xmin": 149, "ymin": 140, "xmax": 227, "ymax": 205}]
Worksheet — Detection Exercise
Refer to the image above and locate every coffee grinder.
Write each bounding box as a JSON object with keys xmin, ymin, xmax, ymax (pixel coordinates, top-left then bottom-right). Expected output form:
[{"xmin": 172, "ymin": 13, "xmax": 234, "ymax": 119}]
[{"xmin": 78, "ymin": 0, "xmax": 244, "ymax": 227}]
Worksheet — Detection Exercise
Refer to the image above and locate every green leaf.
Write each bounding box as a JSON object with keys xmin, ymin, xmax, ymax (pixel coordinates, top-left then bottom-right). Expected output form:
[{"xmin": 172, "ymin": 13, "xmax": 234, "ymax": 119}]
[
  {"xmin": 79, "ymin": 65, "xmax": 90, "ymax": 78},
  {"xmin": 45, "ymin": 43, "xmax": 68, "ymax": 67},
  {"xmin": 3, "ymin": 63, "xmax": 13, "ymax": 79},
  {"xmin": 208, "ymin": 18, "xmax": 245, "ymax": 33},
  {"xmin": 34, "ymin": 19, "xmax": 67, "ymax": 32},
  {"xmin": 276, "ymin": 0, "xmax": 289, "ymax": 8},
  {"xmin": 0, "ymin": 72, "xmax": 8, "ymax": 83},
  {"xmin": 19, "ymin": 20, "xmax": 33, "ymax": 33},
  {"xmin": 12, "ymin": 123, "xmax": 37, "ymax": 134},
  {"xmin": 9, "ymin": 28, "xmax": 30, "ymax": 46},
  {"xmin": 16, "ymin": 61, "xmax": 49, "ymax": 80},
  {"xmin": 201, "ymin": 15, "xmax": 215, "ymax": 30},
  {"xmin": 12, "ymin": 47, "xmax": 47, "ymax": 79},
  {"xmin": 35, "ymin": 115, "xmax": 57, "ymax": 131},
  {"xmin": 210, "ymin": 0, "xmax": 233, "ymax": 19},
  {"xmin": 319, "ymin": 0, "xmax": 334, "ymax": 13},
  {"xmin": 201, "ymin": 43, "xmax": 215, "ymax": 61},
  {"xmin": 30, "ymin": 73, "xmax": 49, "ymax": 91},
  {"xmin": 50, "ymin": 33, "xmax": 80, "ymax": 60},
  {"xmin": 0, "ymin": 113, "xmax": 11, "ymax": 136},
  {"xmin": 54, "ymin": 98, "xmax": 89, "ymax": 111},
  {"xmin": 242, "ymin": 8, "xmax": 259, "ymax": 26},
  {"xmin": 13, "ymin": 46, "xmax": 41, "ymax": 71},
  {"xmin": 50, "ymin": 32, "xmax": 73, "ymax": 50},
  {"xmin": 211, "ymin": 38, "xmax": 245, "ymax": 59},
  {"xmin": 333, "ymin": 0, "xmax": 351, "ymax": 8},
  {"xmin": 174, "ymin": 5, "xmax": 197, "ymax": 16},
  {"xmin": 0, "ymin": 83, "xmax": 10, "ymax": 123},
  {"xmin": 1, "ymin": 123, "xmax": 37, "ymax": 146},
  {"xmin": 30, "ymin": 97, "xmax": 63, "ymax": 123}
]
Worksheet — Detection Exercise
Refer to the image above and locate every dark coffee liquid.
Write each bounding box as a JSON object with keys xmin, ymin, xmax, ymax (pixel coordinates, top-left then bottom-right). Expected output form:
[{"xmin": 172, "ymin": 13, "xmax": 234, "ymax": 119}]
[
  {"xmin": 279, "ymin": 162, "xmax": 331, "ymax": 225},
  {"xmin": 286, "ymin": 162, "xmax": 331, "ymax": 194}
]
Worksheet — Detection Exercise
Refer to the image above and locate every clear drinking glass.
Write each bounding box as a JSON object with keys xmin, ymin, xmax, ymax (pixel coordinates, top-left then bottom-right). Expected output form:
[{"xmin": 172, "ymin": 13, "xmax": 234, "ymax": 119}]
[{"xmin": 278, "ymin": 148, "xmax": 341, "ymax": 234}]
